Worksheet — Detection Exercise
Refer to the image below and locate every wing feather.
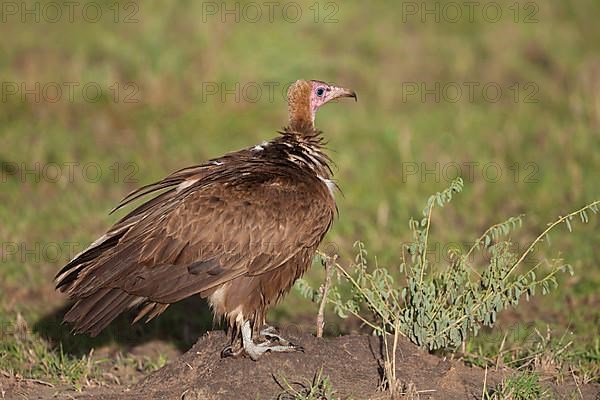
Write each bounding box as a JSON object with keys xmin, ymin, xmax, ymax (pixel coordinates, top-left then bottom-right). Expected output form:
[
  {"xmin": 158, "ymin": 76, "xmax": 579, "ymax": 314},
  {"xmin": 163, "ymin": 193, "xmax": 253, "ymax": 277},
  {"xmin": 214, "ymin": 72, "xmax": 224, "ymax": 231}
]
[{"xmin": 65, "ymin": 172, "xmax": 334, "ymax": 303}]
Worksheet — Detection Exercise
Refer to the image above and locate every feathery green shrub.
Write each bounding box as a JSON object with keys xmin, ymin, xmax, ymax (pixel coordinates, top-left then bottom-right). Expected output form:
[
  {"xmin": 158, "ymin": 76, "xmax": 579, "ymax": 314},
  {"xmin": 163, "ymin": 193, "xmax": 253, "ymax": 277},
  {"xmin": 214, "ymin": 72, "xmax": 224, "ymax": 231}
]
[{"xmin": 296, "ymin": 179, "xmax": 599, "ymax": 351}]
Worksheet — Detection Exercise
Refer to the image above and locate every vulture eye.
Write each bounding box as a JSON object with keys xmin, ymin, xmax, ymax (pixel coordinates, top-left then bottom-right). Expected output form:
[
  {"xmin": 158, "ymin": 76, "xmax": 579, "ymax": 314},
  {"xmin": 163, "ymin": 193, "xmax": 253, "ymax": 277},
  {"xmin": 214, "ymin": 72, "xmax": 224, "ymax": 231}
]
[{"xmin": 316, "ymin": 87, "xmax": 325, "ymax": 97}]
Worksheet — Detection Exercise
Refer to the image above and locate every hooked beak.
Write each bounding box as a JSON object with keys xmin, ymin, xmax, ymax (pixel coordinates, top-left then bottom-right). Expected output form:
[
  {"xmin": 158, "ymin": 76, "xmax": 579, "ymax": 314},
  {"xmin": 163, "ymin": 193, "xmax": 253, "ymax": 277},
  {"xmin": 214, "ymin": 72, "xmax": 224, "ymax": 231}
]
[{"xmin": 330, "ymin": 86, "xmax": 358, "ymax": 102}]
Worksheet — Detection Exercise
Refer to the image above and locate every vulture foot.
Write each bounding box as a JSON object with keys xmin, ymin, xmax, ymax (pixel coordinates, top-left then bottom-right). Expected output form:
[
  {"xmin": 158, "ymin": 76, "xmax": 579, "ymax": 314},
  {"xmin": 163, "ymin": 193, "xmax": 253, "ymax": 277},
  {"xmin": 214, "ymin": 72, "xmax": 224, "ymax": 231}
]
[{"xmin": 242, "ymin": 321, "xmax": 303, "ymax": 361}]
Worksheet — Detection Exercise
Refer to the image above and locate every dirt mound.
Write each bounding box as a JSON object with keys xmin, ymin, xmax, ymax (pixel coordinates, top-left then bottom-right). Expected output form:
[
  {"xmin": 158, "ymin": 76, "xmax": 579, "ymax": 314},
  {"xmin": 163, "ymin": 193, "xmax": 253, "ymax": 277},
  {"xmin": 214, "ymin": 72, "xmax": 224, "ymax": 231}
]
[{"xmin": 78, "ymin": 331, "xmax": 502, "ymax": 399}]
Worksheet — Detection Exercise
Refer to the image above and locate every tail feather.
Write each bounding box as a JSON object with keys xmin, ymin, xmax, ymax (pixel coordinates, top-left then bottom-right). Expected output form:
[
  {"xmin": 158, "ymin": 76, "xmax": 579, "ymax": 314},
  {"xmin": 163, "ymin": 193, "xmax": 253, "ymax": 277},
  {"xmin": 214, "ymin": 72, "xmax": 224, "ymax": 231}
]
[
  {"xmin": 55, "ymin": 232, "xmax": 125, "ymax": 292},
  {"xmin": 83, "ymin": 288, "xmax": 129, "ymax": 327},
  {"xmin": 64, "ymin": 288, "xmax": 137, "ymax": 336},
  {"xmin": 132, "ymin": 302, "xmax": 170, "ymax": 324},
  {"xmin": 55, "ymin": 173, "xmax": 190, "ymax": 336},
  {"xmin": 85, "ymin": 293, "xmax": 138, "ymax": 336}
]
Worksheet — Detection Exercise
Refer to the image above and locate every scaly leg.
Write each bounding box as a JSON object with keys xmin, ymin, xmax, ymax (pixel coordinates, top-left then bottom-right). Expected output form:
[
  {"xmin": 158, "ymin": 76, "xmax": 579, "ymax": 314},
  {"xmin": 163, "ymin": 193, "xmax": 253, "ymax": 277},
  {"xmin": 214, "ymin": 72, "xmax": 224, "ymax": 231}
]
[{"xmin": 220, "ymin": 327, "xmax": 244, "ymax": 358}]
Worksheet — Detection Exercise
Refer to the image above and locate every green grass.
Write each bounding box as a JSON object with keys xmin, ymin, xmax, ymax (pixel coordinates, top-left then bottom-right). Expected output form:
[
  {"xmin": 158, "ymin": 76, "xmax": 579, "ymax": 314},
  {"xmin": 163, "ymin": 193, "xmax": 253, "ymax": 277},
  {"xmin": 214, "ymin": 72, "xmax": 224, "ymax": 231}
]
[
  {"xmin": 0, "ymin": 313, "xmax": 97, "ymax": 388},
  {"xmin": 486, "ymin": 371, "xmax": 547, "ymax": 400},
  {"xmin": 0, "ymin": 0, "xmax": 598, "ymax": 388}
]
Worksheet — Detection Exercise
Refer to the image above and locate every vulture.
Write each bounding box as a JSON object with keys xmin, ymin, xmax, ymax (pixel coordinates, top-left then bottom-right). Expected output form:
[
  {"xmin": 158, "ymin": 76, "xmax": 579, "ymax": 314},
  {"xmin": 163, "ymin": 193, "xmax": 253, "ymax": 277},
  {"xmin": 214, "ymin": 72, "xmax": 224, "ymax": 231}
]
[{"xmin": 55, "ymin": 79, "xmax": 357, "ymax": 360}]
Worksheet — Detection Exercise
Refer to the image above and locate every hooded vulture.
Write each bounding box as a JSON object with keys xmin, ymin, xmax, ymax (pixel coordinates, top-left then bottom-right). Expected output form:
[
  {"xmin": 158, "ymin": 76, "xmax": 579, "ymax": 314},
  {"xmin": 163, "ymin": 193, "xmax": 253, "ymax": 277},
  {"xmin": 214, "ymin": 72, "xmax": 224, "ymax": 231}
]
[{"xmin": 55, "ymin": 79, "xmax": 357, "ymax": 360}]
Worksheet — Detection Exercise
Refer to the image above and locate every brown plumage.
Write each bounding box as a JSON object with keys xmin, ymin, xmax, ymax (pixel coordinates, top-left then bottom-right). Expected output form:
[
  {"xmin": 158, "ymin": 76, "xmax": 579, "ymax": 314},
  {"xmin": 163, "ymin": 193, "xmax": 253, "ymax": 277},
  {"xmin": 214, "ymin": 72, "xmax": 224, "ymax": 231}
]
[{"xmin": 55, "ymin": 79, "xmax": 356, "ymax": 359}]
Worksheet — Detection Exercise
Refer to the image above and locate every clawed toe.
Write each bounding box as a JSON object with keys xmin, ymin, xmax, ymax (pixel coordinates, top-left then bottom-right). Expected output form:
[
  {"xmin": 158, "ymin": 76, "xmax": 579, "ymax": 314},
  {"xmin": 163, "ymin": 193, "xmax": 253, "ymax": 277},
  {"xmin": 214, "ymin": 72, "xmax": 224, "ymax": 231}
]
[
  {"xmin": 220, "ymin": 345, "xmax": 243, "ymax": 358},
  {"xmin": 259, "ymin": 325, "xmax": 293, "ymax": 346},
  {"xmin": 292, "ymin": 344, "xmax": 304, "ymax": 353},
  {"xmin": 220, "ymin": 346, "xmax": 233, "ymax": 358}
]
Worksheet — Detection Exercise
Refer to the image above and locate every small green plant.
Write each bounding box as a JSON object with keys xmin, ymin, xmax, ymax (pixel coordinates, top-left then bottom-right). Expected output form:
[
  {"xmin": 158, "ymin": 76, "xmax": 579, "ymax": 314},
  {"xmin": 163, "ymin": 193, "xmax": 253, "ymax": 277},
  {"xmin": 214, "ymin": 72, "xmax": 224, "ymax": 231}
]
[
  {"xmin": 296, "ymin": 179, "xmax": 598, "ymax": 394},
  {"xmin": 484, "ymin": 371, "xmax": 547, "ymax": 400},
  {"xmin": 275, "ymin": 367, "xmax": 338, "ymax": 400}
]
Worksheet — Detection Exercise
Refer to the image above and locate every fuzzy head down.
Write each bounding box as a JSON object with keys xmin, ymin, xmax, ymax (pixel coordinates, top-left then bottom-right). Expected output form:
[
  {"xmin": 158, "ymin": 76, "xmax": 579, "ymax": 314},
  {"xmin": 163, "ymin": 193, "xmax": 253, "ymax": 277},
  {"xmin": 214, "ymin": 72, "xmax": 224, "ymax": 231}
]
[{"xmin": 287, "ymin": 80, "xmax": 356, "ymax": 132}]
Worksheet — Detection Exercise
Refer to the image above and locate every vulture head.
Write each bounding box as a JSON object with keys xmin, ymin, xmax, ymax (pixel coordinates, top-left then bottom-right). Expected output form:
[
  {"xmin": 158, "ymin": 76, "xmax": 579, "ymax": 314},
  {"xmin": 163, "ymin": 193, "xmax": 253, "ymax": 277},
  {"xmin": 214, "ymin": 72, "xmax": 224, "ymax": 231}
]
[{"xmin": 287, "ymin": 79, "xmax": 357, "ymax": 132}]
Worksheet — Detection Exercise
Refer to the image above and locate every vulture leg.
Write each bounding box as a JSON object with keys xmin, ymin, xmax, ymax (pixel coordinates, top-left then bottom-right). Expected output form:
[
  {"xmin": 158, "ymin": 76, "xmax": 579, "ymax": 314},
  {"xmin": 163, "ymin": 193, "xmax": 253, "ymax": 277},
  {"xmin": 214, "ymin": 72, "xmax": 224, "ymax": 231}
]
[{"xmin": 241, "ymin": 321, "xmax": 302, "ymax": 361}]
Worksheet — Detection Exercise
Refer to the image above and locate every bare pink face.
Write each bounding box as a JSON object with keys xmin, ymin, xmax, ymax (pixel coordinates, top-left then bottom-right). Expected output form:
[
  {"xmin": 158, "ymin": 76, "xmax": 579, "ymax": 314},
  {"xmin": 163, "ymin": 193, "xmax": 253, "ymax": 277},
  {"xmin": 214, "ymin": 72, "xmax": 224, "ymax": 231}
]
[{"xmin": 309, "ymin": 80, "xmax": 357, "ymax": 121}]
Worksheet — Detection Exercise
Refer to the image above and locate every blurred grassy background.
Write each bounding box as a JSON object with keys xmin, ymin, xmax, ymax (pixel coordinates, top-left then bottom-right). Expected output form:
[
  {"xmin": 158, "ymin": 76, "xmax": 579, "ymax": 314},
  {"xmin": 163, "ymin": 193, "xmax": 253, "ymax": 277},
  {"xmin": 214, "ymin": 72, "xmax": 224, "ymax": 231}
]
[{"xmin": 0, "ymin": 0, "xmax": 599, "ymax": 386}]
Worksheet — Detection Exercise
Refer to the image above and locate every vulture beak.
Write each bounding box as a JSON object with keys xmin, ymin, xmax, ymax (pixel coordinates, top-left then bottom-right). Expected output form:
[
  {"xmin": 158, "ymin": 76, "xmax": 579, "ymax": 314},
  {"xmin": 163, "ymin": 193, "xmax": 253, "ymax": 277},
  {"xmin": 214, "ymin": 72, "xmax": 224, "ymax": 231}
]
[{"xmin": 330, "ymin": 86, "xmax": 358, "ymax": 102}]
